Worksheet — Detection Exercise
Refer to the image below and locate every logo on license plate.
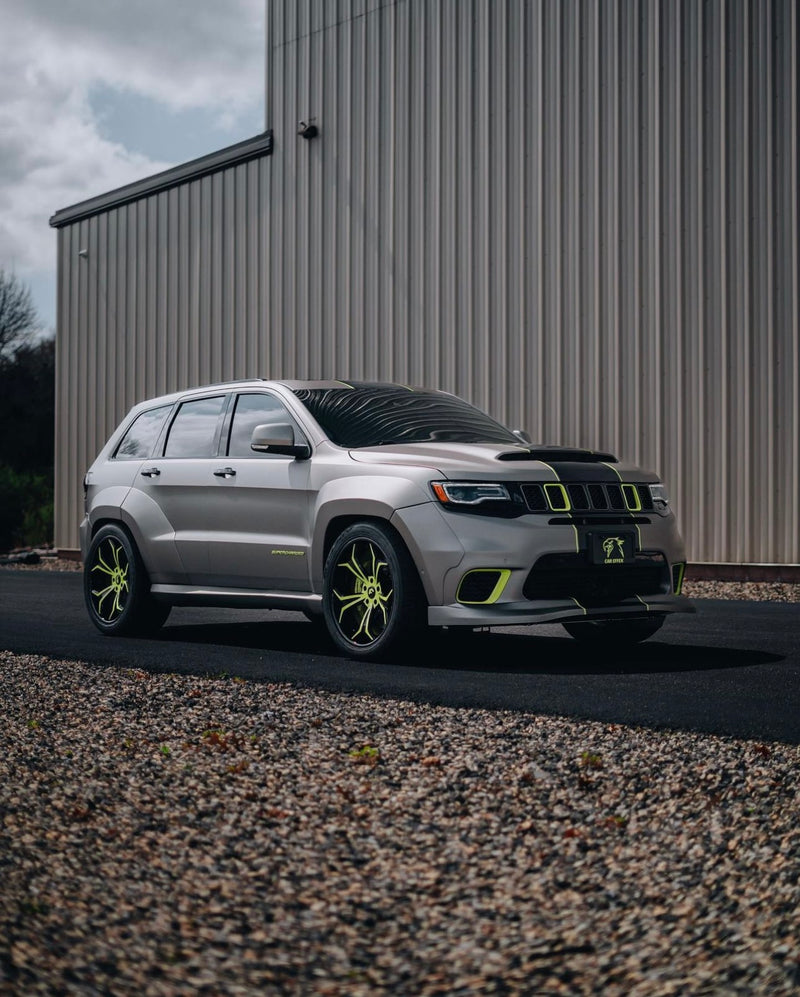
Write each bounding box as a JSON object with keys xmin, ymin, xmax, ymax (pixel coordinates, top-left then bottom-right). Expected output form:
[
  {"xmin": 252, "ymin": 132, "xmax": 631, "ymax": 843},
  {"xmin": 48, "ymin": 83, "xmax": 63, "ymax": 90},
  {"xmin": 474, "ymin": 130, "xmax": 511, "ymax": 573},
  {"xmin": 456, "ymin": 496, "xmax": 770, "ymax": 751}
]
[
  {"xmin": 601, "ymin": 536, "xmax": 626, "ymax": 563},
  {"xmin": 589, "ymin": 531, "xmax": 634, "ymax": 565}
]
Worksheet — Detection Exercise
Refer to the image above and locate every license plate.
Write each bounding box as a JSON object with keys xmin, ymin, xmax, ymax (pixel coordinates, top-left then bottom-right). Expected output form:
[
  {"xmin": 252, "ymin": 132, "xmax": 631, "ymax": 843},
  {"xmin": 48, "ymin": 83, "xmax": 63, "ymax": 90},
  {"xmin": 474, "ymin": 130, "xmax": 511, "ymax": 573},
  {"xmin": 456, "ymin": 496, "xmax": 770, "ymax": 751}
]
[{"xmin": 588, "ymin": 531, "xmax": 635, "ymax": 565}]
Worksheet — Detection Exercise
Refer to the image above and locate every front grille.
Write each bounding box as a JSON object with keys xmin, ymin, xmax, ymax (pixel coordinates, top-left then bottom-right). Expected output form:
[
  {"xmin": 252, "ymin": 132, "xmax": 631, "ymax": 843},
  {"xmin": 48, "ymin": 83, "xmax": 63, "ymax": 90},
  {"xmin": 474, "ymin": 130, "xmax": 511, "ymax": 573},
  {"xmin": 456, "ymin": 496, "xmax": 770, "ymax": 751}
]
[
  {"xmin": 520, "ymin": 482, "xmax": 653, "ymax": 514},
  {"xmin": 524, "ymin": 552, "xmax": 670, "ymax": 607}
]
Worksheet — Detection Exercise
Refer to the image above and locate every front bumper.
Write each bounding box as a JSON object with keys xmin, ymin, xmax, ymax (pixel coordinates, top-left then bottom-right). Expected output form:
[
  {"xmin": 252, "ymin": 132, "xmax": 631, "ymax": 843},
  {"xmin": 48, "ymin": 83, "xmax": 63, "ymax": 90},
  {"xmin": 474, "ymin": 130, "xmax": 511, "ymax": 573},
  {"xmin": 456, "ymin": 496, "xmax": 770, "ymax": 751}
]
[
  {"xmin": 429, "ymin": 591, "xmax": 695, "ymax": 627},
  {"xmin": 393, "ymin": 500, "xmax": 693, "ymax": 628}
]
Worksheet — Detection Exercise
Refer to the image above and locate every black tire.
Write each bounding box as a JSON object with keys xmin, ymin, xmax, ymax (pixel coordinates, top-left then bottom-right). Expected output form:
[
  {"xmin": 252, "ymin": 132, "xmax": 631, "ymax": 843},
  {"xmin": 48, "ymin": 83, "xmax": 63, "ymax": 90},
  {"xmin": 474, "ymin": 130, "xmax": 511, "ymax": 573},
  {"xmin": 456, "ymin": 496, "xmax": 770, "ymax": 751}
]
[
  {"xmin": 322, "ymin": 522, "xmax": 426, "ymax": 660},
  {"xmin": 562, "ymin": 616, "xmax": 665, "ymax": 645},
  {"xmin": 84, "ymin": 524, "xmax": 170, "ymax": 636}
]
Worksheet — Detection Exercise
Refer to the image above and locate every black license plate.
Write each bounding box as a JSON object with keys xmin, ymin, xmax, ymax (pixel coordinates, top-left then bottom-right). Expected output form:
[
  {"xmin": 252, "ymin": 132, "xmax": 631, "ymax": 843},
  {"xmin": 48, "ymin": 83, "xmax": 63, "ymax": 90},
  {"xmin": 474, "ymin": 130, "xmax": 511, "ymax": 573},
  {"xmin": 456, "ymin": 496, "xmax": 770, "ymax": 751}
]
[{"xmin": 588, "ymin": 531, "xmax": 636, "ymax": 565}]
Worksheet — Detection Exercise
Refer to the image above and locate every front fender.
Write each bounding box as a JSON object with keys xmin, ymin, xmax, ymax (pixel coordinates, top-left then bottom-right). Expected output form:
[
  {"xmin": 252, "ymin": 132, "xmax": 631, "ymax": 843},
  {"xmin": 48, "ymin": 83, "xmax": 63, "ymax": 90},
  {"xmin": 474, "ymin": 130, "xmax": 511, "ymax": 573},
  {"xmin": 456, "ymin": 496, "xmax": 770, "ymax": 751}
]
[
  {"xmin": 309, "ymin": 481, "xmax": 468, "ymax": 606},
  {"xmin": 309, "ymin": 474, "xmax": 432, "ymax": 589}
]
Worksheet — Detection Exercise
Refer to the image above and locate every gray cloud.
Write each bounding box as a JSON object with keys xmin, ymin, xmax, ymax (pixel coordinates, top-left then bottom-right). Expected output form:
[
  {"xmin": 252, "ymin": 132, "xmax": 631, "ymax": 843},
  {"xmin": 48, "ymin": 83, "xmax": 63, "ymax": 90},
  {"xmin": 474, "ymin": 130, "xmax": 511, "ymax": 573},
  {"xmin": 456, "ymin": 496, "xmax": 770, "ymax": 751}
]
[
  {"xmin": 4, "ymin": 0, "xmax": 265, "ymax": 111},
  {"xmin": 0, "ymin": 0, "xmax": 264, "ymax": 322}
]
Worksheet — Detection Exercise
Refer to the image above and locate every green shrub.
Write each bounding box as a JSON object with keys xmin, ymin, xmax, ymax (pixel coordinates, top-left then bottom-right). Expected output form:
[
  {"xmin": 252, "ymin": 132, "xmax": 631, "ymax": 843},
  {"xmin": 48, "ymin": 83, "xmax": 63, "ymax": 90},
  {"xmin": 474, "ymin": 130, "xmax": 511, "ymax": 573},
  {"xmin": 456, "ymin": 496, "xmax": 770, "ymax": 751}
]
[{"xmin": 0, "ymin": 465, "xmax": 53, "ymax": 552}]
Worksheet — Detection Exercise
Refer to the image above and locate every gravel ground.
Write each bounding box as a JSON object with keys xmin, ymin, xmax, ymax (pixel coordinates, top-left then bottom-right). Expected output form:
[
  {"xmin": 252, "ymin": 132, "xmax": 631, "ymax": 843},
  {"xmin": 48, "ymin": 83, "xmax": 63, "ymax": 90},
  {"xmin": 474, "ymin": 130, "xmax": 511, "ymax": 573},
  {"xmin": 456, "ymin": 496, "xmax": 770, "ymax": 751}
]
[{"xmin": 1, "ymin": 564, "xmax": 799, "ymax": 994}]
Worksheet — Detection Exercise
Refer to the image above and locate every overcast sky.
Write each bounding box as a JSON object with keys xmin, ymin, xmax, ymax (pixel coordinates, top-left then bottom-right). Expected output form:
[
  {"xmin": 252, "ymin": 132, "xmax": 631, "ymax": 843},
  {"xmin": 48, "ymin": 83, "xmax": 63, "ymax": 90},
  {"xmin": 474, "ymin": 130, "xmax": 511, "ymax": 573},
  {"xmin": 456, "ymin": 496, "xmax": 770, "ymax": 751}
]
[{"xmin": 0, "ymin": 0, "xmax": 266, "ymax": 334}]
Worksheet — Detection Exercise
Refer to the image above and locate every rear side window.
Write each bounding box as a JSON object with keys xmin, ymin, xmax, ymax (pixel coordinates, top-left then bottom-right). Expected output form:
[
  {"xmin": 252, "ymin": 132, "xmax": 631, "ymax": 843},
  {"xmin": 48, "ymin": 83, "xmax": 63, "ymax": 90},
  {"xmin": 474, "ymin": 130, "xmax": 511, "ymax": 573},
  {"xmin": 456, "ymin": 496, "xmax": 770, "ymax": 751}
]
[
  {"xmin": 164, "ymin": 396, "xmax": 226, "ymax": 458},
  {"xmin": 114, "ymin": 405, "xmax": 172, "ymax": 460}
]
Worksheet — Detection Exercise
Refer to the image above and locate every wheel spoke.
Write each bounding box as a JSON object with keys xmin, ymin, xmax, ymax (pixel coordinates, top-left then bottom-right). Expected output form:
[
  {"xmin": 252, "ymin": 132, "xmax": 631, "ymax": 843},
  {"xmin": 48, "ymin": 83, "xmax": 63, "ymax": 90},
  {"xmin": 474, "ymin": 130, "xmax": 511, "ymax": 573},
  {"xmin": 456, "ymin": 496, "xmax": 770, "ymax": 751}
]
[
  {"xmin": 332, "ymin": 540, "xmax": 393, "ymax": 645},
  {"xmin": 94, "ymin": 550, "xmax": 115, "ymax": 577},
  {"xmin": 90, "ymin": 539, "xmax": 130, "ymax": 622},
  {"xmin": 92, "ymin": 582, "xmax": 116, "ymax": 616}
]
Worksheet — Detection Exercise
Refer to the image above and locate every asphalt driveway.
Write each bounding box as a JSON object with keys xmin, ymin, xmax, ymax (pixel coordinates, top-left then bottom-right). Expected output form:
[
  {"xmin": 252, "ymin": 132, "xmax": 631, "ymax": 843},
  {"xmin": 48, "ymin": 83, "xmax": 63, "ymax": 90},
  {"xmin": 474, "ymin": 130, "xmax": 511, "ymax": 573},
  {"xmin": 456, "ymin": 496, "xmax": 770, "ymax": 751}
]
[{"xmin": 1, "ymin": 568, "xmax": 798, "ymax": 744}]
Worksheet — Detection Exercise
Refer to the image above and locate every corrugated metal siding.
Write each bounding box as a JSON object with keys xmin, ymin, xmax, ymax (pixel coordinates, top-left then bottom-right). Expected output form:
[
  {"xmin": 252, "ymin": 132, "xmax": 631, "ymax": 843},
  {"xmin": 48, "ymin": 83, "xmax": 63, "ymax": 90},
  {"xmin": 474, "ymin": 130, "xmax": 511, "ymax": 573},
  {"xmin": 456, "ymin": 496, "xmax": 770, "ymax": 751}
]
[
  {"xmin": 54, "ymin": 0, "xmax": 799, "ymax": 567},
  {"xmin": 54, "ymin": 158, "xmax": 274, "ymax": 551},
  {"xmin": 264, "ymin": 0, "xmax": 799, "ymax": 566}
]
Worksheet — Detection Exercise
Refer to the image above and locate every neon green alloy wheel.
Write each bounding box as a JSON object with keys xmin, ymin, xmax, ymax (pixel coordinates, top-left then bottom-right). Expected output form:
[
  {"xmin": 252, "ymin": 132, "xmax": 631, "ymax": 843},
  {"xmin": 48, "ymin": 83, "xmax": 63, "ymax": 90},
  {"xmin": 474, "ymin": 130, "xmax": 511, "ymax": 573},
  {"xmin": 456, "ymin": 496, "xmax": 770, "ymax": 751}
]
[
  {"xmin": 84, "ymin": 523, "xmax": 171, "ymax": 636},
  {"xmin": 332, "ymin": 539, "xmax": 394, "ymax": 646},
  {"xmin": 90, "ymin": 537, "xmax": 130, "ymax": 622},
  {"xmin": 322, "ymin": 522, "xmax": 425, "ymax": 660}
]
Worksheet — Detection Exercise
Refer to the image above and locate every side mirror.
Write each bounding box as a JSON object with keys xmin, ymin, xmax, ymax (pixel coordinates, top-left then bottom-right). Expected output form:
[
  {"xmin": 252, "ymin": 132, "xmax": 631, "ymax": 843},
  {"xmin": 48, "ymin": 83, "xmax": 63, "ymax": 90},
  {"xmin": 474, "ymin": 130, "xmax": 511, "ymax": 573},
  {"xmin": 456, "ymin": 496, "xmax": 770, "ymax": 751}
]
[
  {"xmin": 513, "ymin": 429, "xmax": 533, "ymax": 445},
  {"xmin": 250, "ymin": 423, "xmax": 311, "ymax": 459}
]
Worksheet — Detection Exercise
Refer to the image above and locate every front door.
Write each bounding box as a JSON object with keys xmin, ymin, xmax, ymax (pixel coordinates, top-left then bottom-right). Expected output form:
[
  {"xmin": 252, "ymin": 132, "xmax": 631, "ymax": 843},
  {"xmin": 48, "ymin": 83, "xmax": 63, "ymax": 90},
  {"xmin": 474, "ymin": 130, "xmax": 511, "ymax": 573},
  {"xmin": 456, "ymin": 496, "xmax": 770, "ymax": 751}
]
[{"xmin": 203, "ymin": 391, "xmax": 314, "ymax": 591}]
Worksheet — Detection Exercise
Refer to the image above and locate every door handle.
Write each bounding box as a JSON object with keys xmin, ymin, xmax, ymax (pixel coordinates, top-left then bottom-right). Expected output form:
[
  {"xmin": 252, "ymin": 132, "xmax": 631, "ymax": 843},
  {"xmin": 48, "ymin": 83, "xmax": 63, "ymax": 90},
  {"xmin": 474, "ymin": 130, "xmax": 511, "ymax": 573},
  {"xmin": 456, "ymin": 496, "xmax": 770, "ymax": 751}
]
[
  {"xmin": 213, "ymin": 467, "xmax": 236, "ymax": 478},
  {"xmin": 140, "ymin": 467, "xmax": 161, "ymax": 477}
]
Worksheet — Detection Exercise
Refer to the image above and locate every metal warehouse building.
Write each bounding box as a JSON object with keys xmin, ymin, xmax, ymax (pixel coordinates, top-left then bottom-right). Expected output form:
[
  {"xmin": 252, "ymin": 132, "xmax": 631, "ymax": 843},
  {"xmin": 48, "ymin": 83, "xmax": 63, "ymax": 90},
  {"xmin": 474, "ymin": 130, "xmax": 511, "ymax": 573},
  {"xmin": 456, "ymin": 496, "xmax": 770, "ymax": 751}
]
[{"xmin": 50, "ymin": 0, "xmax": 799, "ymax": 573}]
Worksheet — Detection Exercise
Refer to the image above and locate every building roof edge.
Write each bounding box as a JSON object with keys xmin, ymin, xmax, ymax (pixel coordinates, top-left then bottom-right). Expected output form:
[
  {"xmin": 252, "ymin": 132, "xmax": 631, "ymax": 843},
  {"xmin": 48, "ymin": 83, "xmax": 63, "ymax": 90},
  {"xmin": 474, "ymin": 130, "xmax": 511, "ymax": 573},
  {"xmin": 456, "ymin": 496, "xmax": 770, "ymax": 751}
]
[{"xmin": 49, "ymin": 129, "xmax": 273, "ymax": 229}]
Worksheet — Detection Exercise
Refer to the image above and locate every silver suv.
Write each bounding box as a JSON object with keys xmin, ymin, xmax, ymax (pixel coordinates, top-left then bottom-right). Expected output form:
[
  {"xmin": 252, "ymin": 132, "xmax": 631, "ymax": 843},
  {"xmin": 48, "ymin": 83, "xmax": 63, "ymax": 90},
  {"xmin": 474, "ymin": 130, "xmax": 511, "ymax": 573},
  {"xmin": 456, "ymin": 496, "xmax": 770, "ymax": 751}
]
[{"xmin": 82, "ymin": 379, "xmax": 694, "ymax": 659}]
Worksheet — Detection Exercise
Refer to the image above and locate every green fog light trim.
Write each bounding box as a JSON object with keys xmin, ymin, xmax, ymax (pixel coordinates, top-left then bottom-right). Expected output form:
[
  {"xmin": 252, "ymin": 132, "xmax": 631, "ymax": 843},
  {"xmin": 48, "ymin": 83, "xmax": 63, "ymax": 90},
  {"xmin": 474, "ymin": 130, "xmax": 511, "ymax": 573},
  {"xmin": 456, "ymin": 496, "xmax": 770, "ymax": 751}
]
[
  {"xmin": 622, "ymin": 484, "xmax": 642, "ymax": 511},
  {"xmin": 674, "ymin": 562, "xmax": 686, "ymax": 594},
  {"xmin": 457, "ymin": 569, "xmax": 512, "ymax": 605},
  {"xmin": 544, "ymin": 483, "xmax": 570, "ymax": 512}
]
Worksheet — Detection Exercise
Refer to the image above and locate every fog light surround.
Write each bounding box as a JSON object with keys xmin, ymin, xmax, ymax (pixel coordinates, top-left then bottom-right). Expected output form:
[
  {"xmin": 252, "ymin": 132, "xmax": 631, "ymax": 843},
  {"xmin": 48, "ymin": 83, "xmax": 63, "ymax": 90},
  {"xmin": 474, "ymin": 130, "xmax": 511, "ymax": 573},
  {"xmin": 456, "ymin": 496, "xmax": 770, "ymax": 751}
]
[{"xmin": 456, "ymin": 569, "xmax": 511, "ymax": 605}]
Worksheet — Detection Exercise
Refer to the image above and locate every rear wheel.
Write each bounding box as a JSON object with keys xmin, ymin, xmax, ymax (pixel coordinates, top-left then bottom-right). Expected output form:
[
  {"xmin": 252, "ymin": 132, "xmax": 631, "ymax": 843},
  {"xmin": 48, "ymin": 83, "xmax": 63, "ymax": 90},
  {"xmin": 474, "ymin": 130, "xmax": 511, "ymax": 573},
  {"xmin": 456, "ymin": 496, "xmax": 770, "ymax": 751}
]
[
  {"xmin": 562, "ymin": 616, "xmax": 665, "ymax": 645},
  {"xmin": 322, "ymin": 522, "xmax": 426, "ymax": 660},
  {"xmin": 84, "ymin": 524, "xmax": 170, "ymax": 636}
]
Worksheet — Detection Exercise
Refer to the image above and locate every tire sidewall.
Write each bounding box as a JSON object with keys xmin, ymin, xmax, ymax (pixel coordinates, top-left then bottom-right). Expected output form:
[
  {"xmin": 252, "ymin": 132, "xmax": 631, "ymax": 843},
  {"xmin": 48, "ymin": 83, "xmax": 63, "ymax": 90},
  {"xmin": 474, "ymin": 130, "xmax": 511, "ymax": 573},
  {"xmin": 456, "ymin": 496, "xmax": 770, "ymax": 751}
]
[
  {"xmin": 84, "ymin": 524, "xmax": 145, "ymax": 636},
  {"xmin": 322, "ymin": 522, "xmax": 414, "ymax": 660}
]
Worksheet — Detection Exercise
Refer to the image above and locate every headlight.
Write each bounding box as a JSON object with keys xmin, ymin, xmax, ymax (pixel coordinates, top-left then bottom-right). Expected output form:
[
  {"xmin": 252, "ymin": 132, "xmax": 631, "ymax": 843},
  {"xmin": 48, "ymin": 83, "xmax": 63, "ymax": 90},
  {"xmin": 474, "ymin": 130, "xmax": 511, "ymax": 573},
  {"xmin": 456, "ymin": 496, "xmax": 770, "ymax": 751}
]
[
  {"xmin": 649, "ymin": 483, "xmax": 671, "ymax": 514},
  {"xmin": 431, "ymin": 481, "xmax": 511, "ymax": 506}
]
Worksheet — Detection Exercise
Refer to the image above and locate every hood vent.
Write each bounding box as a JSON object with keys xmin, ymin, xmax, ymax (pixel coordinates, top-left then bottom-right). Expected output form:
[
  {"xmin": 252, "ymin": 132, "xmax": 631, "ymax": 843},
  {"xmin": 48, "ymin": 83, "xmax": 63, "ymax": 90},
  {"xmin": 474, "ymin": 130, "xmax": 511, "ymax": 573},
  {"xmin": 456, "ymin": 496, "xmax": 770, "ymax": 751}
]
[{"xmin": 497, "ymin": 446, "xmax": 618, "ymax": 464}]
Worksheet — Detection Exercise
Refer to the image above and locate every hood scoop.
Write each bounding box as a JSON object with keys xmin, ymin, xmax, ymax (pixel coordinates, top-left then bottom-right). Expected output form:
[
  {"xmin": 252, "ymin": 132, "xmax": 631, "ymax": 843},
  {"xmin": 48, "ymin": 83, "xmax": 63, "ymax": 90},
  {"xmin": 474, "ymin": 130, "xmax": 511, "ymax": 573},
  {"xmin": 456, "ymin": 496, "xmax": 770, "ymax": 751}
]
[{"xmin": 497, "ymin": 446, "xmax": 618, "ymax": 463}]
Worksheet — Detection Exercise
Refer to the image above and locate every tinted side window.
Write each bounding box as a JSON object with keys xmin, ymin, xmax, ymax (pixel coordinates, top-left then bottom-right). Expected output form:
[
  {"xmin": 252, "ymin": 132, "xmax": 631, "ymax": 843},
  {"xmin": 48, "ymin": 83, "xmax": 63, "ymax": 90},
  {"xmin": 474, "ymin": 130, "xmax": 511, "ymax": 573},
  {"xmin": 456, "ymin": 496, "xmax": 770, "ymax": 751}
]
[
  {"xmin": 164, "ymin": 396, "xmax": 226, "ymax": 458},
  {"xmin": 114, "ymin": 405, "xmax": 172, "ymax": 460},
  {"xmin": 227, "ymin": 393, "xmax": 299, "ymax": 458}
]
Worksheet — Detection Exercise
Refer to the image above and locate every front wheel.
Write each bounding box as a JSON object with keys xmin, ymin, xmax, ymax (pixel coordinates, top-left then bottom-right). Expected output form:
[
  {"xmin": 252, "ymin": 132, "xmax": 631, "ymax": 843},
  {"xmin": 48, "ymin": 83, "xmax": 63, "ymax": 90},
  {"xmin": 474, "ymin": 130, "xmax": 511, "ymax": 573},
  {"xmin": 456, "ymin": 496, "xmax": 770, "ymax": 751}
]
[
  {"xmin": 562, "ymin": 616, "xmax": 665, "ymax": 645},
  {"xmin": 322, "ymin": 522, "xmax": 426, "ymax": 660},
  {"xmin": 84, "ymin": 524, "xmax": 170, "ymax": 636}
]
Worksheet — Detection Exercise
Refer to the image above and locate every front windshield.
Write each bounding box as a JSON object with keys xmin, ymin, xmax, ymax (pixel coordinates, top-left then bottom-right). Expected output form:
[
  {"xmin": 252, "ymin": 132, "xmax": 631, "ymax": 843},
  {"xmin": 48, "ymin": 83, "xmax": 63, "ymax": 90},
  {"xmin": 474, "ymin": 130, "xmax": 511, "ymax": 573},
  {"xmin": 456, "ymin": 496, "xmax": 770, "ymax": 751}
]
[{"xmin": 291, "ymin": 383, "xmax": 521, "ymax": 448}]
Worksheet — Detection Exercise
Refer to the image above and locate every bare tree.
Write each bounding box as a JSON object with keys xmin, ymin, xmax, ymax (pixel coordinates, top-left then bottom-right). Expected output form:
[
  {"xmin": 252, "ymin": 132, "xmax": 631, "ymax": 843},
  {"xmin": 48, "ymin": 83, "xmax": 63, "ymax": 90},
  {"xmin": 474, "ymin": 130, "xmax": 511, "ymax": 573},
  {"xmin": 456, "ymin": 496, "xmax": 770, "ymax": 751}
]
[{"xmin": 0, "ymin": 269, "xmax": 39, "ymax": 360}]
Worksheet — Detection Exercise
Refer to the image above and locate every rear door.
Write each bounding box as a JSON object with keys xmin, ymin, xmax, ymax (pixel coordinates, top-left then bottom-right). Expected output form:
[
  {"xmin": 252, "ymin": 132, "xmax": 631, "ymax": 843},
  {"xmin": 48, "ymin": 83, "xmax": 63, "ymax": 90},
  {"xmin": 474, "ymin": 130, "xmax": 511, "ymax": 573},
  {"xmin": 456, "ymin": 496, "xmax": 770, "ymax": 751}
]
[
  {"xmin": 89, "ymin": 402, "xmax": 178, "ymax": 580},
  {"xmin": 126, "ymin": 393, "xmax": 228, "ymax": 584}
]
